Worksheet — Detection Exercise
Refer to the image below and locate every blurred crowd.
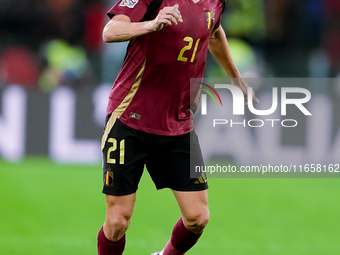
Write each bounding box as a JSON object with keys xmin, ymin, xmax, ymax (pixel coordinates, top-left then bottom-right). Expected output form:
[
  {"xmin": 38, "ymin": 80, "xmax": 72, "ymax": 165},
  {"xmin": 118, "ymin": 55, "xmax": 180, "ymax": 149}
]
[
  {"xmin": 0, "ymin": 0, "xmax": 339, "ymax": 91},
  {"xmin": 0, "ymin": 0, "xmax": 105, "ymax": 91},
  {"xmin": 211, "ymin": 0, "xmax": 340, "ymax": 79},
  {"xmin": 262, "ymin": 0, "xmax": 340, "ymax": 77}
]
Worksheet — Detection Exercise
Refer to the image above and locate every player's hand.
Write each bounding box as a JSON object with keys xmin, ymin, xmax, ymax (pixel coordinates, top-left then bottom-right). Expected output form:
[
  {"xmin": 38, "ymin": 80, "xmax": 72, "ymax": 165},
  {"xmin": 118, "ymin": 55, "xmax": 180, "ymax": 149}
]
[
  {"xmin": 231, "ymin": 78, "xmax": 260, "ymax": 105},
  {"xmin": 149, "ymin": 4, "xmax": 181, "ymax": 31}
]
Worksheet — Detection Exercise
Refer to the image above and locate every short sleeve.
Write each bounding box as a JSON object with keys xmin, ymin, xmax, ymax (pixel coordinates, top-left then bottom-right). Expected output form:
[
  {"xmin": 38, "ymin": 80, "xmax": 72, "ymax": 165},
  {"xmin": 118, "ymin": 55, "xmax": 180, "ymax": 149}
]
[
  {"xmin": 213, "ymin": 0, "xmax": 226, "ymax": 30},
  {"xmin": 213, "ymin": 17, "xmax": 221, "ymax": 30},
  {"xmin": 107, "ymin": 0, "xmax": 148, "ymax": 22}
]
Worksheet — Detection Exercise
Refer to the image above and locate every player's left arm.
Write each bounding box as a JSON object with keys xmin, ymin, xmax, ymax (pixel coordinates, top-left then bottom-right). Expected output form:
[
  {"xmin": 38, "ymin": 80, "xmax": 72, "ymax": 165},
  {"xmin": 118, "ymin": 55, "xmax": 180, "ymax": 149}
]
[{"xmin": 209, "ymin": 25, "xmax": 259, "ymax": 104}]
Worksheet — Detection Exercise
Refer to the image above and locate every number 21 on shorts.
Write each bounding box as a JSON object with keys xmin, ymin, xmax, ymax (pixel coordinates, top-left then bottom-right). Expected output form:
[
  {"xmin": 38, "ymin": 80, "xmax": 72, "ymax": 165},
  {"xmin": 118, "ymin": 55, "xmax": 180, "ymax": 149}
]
[
  {"xmin": 177, "ymin": 37, "xmax": 200, "ymax": 63},
  {"xmin": 107, "ymin": 138, "xmax": 125, "ymax": 164}
]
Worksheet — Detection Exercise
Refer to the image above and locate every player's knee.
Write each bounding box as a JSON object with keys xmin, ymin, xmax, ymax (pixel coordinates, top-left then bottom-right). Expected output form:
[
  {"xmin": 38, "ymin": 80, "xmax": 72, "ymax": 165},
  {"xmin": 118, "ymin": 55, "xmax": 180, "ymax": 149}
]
[
  {"xmin": 104, "ymin": 215, "xmax": 131, "ymax": 241},
  {"xmin": 107, "ymin": 217, "xmax": 128, "ymax": 230},
  {"xmin": 183, "ymin": 210, "xmax": 210, "ymax": 234}
]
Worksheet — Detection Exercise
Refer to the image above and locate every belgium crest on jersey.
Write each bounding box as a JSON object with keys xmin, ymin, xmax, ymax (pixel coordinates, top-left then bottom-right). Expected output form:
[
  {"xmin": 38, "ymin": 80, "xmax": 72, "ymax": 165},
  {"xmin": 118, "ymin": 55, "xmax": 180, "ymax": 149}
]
[{"xmin": 206, "ymin": 11, "xmax": 215, "ymax": 31}]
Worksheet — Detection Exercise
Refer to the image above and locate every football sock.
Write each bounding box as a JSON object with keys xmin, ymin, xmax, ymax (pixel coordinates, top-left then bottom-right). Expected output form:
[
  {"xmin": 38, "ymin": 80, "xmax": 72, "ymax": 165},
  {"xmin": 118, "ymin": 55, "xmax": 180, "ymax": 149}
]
[
  {"xmin": 97, "ymin": 226, "xmax": 125, "ymax": 255},
  {"xmin": 163, "ymin": 217, "xmax": 202, "ymax": 255}
]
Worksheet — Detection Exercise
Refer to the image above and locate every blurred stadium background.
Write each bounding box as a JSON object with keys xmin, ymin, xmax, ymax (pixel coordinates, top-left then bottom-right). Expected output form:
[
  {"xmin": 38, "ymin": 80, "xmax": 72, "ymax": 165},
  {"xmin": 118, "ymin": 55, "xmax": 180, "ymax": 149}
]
[{"xmin": 1, "ymin": 0, "xmax": 340, "ymax": 254}]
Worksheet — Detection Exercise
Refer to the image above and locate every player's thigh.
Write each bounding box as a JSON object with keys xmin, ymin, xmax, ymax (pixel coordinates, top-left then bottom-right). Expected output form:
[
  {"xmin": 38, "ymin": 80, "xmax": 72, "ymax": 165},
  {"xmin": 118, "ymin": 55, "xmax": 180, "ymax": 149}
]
[
  {"xmin": 105, "ymin": 193, "xmax": 136, "ymax": 222},
  {"xmin": 172, "ymin": 190, "xmax": 210, "ymax": 227}
]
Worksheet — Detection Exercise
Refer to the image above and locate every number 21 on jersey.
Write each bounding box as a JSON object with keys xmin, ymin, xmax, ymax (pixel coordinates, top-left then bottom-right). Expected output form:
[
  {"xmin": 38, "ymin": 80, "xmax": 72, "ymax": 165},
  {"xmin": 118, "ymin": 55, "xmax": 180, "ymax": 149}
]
[{"xmin": 177, "ymin": 37, "xmax": 200, "ymax": 63}]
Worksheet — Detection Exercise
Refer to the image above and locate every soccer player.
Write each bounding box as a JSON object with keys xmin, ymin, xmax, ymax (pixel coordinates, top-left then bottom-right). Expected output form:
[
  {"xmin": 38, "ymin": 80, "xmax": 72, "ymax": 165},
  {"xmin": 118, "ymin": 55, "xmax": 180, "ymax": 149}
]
[{"xmin": 97, "ymin": 0, "xmax": 259, "ymax": 254}]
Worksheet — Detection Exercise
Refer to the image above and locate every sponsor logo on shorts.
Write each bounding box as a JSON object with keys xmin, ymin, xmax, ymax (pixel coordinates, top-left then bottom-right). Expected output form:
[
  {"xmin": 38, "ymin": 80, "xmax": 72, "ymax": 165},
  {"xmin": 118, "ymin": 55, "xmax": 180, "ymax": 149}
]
[
  {"xmin": 194, "ymin": 173, "xmax": 207, "ymax": 184},
  {"xmin": 119, "ymin": 0, "xmax": 139, "ymax": 8}
]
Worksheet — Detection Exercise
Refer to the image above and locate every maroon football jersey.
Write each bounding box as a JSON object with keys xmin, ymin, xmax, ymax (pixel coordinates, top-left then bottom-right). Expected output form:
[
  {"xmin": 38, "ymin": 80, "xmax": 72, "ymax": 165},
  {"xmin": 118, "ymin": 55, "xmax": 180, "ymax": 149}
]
[{"xmin": 106, "ymin": 0, "xmax": 224, "ymax": 136}]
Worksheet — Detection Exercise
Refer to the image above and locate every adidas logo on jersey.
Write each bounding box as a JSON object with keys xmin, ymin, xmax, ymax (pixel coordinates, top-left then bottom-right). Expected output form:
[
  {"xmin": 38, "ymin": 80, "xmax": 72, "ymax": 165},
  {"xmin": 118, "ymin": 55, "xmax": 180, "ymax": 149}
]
[{"xmin": 130, "ymin": 112, "xmax": 142, "ymax": 120}]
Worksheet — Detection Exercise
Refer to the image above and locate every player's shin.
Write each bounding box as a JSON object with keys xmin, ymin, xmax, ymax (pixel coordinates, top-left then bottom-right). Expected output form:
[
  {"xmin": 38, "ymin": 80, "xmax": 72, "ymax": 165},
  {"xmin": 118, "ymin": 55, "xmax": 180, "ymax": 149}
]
[
  {"xmin": 162, "ymin": 218, "xmax": 203, "ymax": 255},
  {"xmin": 97, "ymin": 227, "xmax": 126, "ymax": 255}
]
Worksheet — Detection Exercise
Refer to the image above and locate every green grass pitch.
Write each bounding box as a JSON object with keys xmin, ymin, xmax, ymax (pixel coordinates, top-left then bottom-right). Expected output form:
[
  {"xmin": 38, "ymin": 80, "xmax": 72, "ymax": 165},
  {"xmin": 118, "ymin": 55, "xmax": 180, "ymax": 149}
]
[{"xmin": 1, "ymin": 157, "xmax": 340, "ymax": 255}]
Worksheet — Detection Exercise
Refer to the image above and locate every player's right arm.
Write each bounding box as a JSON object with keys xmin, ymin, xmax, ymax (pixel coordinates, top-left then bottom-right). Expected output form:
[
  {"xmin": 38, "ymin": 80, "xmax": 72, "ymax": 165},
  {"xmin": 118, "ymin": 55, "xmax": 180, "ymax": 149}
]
[{"xmin": 103, "ymin": 5, "xmax": 181, "ymax": 43}]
